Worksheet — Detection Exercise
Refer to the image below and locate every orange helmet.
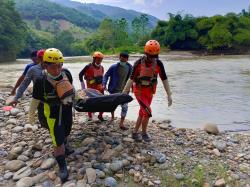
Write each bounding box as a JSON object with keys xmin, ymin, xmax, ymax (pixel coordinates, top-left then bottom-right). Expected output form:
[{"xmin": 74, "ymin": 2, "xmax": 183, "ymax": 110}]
[
  {"xmin": 144, "ymin": 40, "xmax": 160, "ymax": 55},
  {"xmin": 93, "ymin": 51, "xmax": 104, "ymax": 58}
]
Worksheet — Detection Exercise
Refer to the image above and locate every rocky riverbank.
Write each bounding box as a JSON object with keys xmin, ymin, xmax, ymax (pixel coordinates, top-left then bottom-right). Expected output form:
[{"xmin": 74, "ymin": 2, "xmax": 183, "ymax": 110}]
[{"xmin": 0, "ymin": 90, "xmax": 249, "ymax": 187}]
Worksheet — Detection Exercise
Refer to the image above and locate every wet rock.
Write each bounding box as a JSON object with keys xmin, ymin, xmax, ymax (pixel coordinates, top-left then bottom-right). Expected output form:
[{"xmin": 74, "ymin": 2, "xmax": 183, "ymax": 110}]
[
  {"xmin": 214, "ymin": 178, "xmax": 226, "ymax": 187},
  {"xmin": 86, "ymin": 168, "xmax": 96, "ymax": 184},
  {"xmin": 212, "ymin": 140, "xmax": 227, "ymax": 151},
  {"xmin": 16, "ymin": 177, "xmax": 33, "ymax": 187},
  {"xmin": 104, "ymin": 177, "xmax": 117, "ymax": 187},
  {"xmin": 13, "ymin": 166, "xmax": 32, "ymax": 181},
  {"xmin": 40, "ymin": 158, "xmax": 56, "ymax": 170},
  {"xmin": 204, "ymin": 123, "xmax": 219, "ymax": 135},
  {"xmin": 5, "ymin": 160, "xmax": 26, "ymax": 172}
]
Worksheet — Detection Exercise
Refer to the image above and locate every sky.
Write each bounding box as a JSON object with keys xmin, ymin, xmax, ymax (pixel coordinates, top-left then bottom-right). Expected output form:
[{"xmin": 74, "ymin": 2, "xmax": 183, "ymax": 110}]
[{"xmin": 73, "ymin": 0, "xmax": 250, "ymax": 20}]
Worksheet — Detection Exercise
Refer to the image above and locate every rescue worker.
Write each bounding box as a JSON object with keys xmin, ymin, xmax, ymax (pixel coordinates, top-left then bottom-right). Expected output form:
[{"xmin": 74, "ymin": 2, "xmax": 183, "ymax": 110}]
[
  {"xmin": 31, "ymin": 48, "xmax": 74, "ymax": 183},
  {"xmin": 103, "ymin": 52, "xmax": 132, "ymax": 130},
  {"xmin": 79, "ymin": 51, "xmax": 105, "ymax": 121},
  {"xmin": 123, "ymin": 40, "xmax": 172, "ymax": 142},
  {"xmin": 11, "ymin": 50, "xmax": 38, "ymax": 95},
  {"xmin": 8, "ymin": 49, "xmax": 45, "ymax": 107}
]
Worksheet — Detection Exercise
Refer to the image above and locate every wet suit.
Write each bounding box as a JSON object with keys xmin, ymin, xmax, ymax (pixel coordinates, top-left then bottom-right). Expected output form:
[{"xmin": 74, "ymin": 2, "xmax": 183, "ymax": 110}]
[{"xmin": 32, "ymin": 69, "xmax": 73, "ymax": 147}]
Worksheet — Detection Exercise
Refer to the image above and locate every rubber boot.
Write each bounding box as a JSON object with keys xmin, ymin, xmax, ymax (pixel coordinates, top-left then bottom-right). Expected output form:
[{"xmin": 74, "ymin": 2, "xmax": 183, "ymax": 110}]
[
  {"xmin": 55, "ymin": 155, "xmax": 68, "ymax": 183},
  {"xmin": 64, "ymin": 139, "xmax": 74, "ymax": 156}
]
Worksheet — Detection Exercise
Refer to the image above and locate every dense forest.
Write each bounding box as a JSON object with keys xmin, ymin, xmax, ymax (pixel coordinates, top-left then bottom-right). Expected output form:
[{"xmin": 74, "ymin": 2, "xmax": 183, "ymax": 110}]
[{"xmin": 0, "ymin": 0, "xmax": 250, "ymax": 62}]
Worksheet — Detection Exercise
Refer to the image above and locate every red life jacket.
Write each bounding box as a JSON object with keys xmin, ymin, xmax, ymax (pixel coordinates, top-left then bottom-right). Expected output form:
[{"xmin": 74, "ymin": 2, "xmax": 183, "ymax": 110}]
[{"xmin": 85, "ymin": 64, "xmax": 103, "ymax": 85}]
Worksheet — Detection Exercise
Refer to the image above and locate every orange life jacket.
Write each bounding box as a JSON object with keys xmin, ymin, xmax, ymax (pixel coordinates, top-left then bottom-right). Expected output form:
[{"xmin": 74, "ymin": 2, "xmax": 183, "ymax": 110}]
[
  {"xmin": 85, "ymin": 64, "xmax": 103, "ymax": 85},
  {"xmin": 45, "ymin": 71, "xmax": 74, "ymax": 100}
]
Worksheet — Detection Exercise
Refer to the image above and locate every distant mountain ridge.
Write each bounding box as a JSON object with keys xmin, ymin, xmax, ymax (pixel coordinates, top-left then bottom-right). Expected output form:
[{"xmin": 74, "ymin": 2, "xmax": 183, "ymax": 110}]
[{"xmin": 49, "ymin": 0, "xmax": 159, "ymax": 28}]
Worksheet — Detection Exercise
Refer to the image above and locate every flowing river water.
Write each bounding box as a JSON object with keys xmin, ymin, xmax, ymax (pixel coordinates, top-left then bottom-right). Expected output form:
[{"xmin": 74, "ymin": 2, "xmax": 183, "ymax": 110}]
[{"xmin": 1, "ymin": 54, "xmax": 250, "ymax": 132}]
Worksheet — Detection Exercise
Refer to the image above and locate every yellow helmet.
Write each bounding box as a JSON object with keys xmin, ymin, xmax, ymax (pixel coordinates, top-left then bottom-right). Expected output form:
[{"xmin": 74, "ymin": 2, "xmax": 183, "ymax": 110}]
[{"xmin": 43, "ymin": 48, "xmax": 64, "ymax": 63}]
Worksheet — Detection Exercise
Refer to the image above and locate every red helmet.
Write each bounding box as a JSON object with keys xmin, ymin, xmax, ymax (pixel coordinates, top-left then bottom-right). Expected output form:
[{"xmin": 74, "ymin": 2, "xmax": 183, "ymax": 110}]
[
  {"xmin": 37, "ymin": 49, "xmax": 46, "ymax": 58},
  {"xmin": 93, "ymin": 51, "xmax": 104, "ymax": 58},
  {"xmin": 144, "ymin": 40, "xmax": 160, "ymax": 55}
]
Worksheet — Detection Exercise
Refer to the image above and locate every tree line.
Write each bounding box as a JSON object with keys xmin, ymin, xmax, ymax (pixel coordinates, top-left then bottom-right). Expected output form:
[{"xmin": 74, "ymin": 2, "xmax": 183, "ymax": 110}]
[{"xmin": 1, "ymin": 0, "xmax": 250, "ymax": 62}]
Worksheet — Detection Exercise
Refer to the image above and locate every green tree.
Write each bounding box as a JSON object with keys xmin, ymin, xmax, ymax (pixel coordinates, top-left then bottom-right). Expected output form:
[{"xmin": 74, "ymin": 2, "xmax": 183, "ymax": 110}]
[
  {"xmin": 0, "ymin": 0, "xmax": 27, "ymax": 62},
  {"xmin": 34, "ymin": 16, "xmax": 41, "ymax": 30},
  {"xmin": 50, "ymin": 19, "xmax": 60, "ymax": 35},
  {"xmin": 54, "ymin": 30, "xmax": 75, "ymax": 55}
]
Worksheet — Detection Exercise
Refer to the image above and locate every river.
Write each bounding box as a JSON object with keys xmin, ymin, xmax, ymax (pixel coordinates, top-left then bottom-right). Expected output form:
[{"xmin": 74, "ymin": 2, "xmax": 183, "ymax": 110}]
[{"xmin": 1, "ymin": 54, "xmax": 250, "ymax": 132}]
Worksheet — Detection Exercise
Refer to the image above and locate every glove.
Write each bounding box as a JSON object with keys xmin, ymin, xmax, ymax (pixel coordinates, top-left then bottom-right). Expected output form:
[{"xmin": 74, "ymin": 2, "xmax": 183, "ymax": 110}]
[
  {"xmin": 28, "ymin": 98, "xmax": 40, "ymax": 125},
  {"xmin": 122, "ymin": 79, "xmax": 133, "ymax": 94},
  {"xmin": 81, "ymin": 82, "xmax": 85, "ymax": 90},
  {"xmin": 162, "ymin": 79, "xmax": 172, "ymax": 107}
]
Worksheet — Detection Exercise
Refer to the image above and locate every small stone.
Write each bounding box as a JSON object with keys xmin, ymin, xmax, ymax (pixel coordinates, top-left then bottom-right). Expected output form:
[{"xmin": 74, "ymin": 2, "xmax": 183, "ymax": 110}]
[
  {"xmin": 214, "ymin": 178, "xmax": 226, "ymax": 187},
  {"xmin": 32, "ymin": 144, "xmax": 43, "ymax": 151},
  {"xmin": 110, "ymin": 161, "xmax": 123, "ymax": 172},
  {"xmin": 128, "ymin": 169, "xmax": 135, "ymax": 176},
  {"xmin": 12, "ymin": 126, "xmax": 24, "ymax": 133},
  {"xmin": 86, "ymin": 168, "xmax": 96, "ymax": 184},
  {"xmin": 123, "ymin": 137, "xmax": 134, "ymax": 143},
  {"xmin": 159, "ymin": 124, "xmax": 170, "ymax": 130},
  {"xmin": 212, "ymin": 141, "xmax": 226, "ymax": 151},
  {"xmin": 47, "ymin": 171, "xmax": 57, "ymax": 180},
  {"xmin": 6, "ymin": 119, "xmax": 17, "ymax": 125},
  {"xmin": 13, "ymin": 166, "xmax": 32, "ymax": 181},
  {"xmin": 115, "ymin": 173, "xmax": 124, "ymax": 180},
  {"xmin": 104, "ymin": 177, "xmax": 117, "ymax": 187},
  {"xmin": 142, "ymin": 178, "xmax": 149, "ymax": 185},
  {"xmin": 5, "ymin": 160, "xmax": 26, "ymax": 172},
  {"xmin": 34, "ymin": 151, "xmax": 42, "ymax": 158},
  {"xmin": 16, "ymin": 177, "xmax": 33, "ymax": 187},
  {"xmin": 3, "ymin": 172, "xmax": 13, "ymax": 180},
  {"xmin": 213, "ymin": 149, "xmax": 221, "ymax": 156},
  {"xmin": 204, "ymin": 123, "xmax": 219, "ymax": 135},
  {"xmin": 175, "ymin": 173, "xmax": 184, "ymax": 180},
  {"xmin": 203, "ymin": 182, "xmax": 210, "ymax": 187},
  {"xmin": 148, "ymin": 181, "xmax": 154, "ymax": 187},
  {"xmin": 10, "ymin": 108, "xmax": 20, "ymax": 116},
  {"xmin": 154, "ymin": 180, "xmax": 161, "ymax": 185},
  {"xmin": 122, "ymin": 159, "xmax": 130, "ymax": 167},
  {"xmin": 96, "ymin": 170, "xmax": 105, "ymax": 179},
  {"xmin": 42, "ymin": 180, "xmax": 55, "ymax": 187},
  {"xmin": 133, "ymin": 172, "xmax": 142, "ymax": 183},
  {"xmin": 41, "ymin": 158, "xmax": 56, "ymax": 170},
  {"xmin": 76, "ymin": 179, "xmax": 87, "ymax": 187},
  {"xmin": 82, "ymin": 137, "xmax": 95, "ymax": 146},
  {"xmin": 62, "ymin": 180, "xmax": 76, "ymax": 187}
]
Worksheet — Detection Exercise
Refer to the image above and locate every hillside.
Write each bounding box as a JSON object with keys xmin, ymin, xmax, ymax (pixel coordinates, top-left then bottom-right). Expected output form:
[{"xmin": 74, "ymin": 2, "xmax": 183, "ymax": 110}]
[
  {"xmin": 49, "ymin": 0, "xmax": 159, "ymax": 28},
  {"xmin": 14, "ymin": 0, "xmax": 100, "ymax": 30}
]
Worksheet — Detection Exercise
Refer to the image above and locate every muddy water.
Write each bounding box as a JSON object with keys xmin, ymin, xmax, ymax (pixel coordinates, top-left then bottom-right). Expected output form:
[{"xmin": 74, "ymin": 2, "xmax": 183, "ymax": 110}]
[{"xmin": 1, "ymin": 54, "xmax": 250, "ymax": 131}]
